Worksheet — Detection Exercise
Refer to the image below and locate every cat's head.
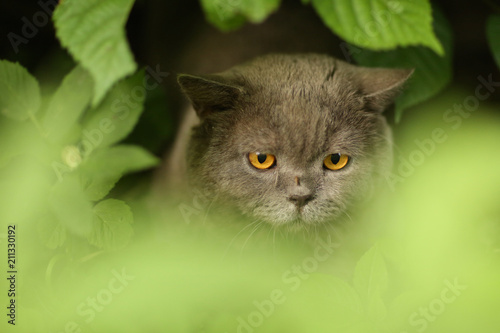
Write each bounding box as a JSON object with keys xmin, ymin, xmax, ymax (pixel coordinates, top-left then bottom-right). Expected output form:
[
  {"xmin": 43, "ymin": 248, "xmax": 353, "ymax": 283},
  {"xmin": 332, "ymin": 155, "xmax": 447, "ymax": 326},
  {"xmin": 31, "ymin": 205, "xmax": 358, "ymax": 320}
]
[{"xmin": 178, "ymin": 54, "xmax": 412, "ymax": 230}]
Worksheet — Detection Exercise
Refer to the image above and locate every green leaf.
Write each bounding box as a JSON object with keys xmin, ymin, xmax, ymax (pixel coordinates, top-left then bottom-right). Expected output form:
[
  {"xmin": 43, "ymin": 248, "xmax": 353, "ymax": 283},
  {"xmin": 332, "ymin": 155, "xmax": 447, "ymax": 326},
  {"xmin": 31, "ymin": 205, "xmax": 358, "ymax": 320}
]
[
  {"xmin": 0, "ymin": 154, "xmax": 51, "ymax": 224},
  {"xmin": 49, "ymin": 175, "xmax": 93, "ymax": 237},
  {"xmin": 289, "ymin": 273, "xmax": 365, "ymax": 329},
  {"xmin": 42, "ymin": 66, "xmax": 93, "ymax": 143},
  {"xmin": 0, "ymin": 60, "xmax": 41, "ymax": 121},
  {"xmin": 53, "ymin": 0, "xmax": 137, "ymax": 106},
  {"xmin": 37, "ymin": 213, "xmax": 67, "ymax": 249},
  {"xmin": 88, "ymin": 199, "xmax": 134, "ymax": 250},
  {"xmin": 352, "ymin": 7, "xmax": 452, "ymax": 122},
  {"xmin": 386, "ymin": 290, "xmax": 432, "ymax": 332},
  {"xmin": 80, "ymin": 71, "xmax": 145, "ymax": 154},
  {"xmin": 311, "ymin": 0, "xmax": 443, "ymax": 55},
  {"xmin": 353, "ymin": 245, "xmax": 388, "ymax": 322},
  {"xmin": 200, "ymin": 0, "xmax": 281, "ymax": 31},
  {"xmin": 487, "ymin": 15, "xmax": 500, "ymax": 70},
  {"xmin": 79, "ymin": 145, "xmax": 159, "ymax": 201},
  {"xmin": 309, "ymin": 274, "xmax": 364, "ymax": 316}
]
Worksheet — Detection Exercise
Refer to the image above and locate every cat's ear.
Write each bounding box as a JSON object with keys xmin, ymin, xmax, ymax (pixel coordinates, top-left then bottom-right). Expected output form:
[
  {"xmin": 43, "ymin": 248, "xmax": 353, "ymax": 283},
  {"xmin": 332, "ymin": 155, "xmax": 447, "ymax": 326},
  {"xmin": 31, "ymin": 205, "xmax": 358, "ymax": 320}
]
[
  {"xmin": 357, "ymin": 67, "xmax": 414, "ymax": 112},
  {"xmin": 177, "ymin": 74, "xmax": 244, "ymax": 118}
]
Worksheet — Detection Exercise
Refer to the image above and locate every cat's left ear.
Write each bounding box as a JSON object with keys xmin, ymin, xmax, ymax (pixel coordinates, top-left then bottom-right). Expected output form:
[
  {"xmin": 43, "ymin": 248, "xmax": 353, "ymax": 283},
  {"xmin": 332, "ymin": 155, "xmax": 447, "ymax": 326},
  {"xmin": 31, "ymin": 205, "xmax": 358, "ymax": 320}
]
[
  {"xmin": 357, "ymin": 67, "xmax": 414, "ymax": 112},
  {"xmin": 177, "ymin": 74, "xmax": 244, "ymax": 119}
]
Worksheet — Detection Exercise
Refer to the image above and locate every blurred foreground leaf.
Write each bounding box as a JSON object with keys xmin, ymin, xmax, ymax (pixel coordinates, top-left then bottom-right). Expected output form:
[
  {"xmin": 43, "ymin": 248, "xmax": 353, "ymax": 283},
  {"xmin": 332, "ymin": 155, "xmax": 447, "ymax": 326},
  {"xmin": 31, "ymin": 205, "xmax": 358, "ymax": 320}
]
[
  {"xmin": 49, "ymin": 175, "xmax": 93, "ymax": 237},
  {"xmin": 0, "ymin": 60, "xmax": 41, "ymax": 121},
  {"xmin": 88, "ymin": 199, "xmax": 134, "ymax": 250},
  {"xmin": 80, "ymin": 71, "xmax": 145, "ymax": 155},
  {"xmin": 80, "ymin": 145, "xmax": 159, "ymax": 201},
  {"xmin": 41, "ymin": 66, "xmax": 93, "ymax": 143},
  {"xmin": 38, "ymin": 213, "xmax": 67, "ymax": 249},
  {"xmin": 353, "ymin": 245, "xmax": 388, "ymax": 322}
]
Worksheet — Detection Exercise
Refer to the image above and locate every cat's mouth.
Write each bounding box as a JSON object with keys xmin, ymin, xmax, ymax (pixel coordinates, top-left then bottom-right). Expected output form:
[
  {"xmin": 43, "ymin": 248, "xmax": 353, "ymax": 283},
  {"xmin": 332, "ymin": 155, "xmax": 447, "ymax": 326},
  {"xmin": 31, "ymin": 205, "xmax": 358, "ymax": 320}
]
[
  {"xmin": 248, "ymin": 197, "xmax": 342, "ymax": 230},
  {"xmin": 292, "ymin": 206, "xmax": 307, "ymax": 220},
  {"xmin": 281, "ymin": 205, "xmax": 318, "ymax": 228}
]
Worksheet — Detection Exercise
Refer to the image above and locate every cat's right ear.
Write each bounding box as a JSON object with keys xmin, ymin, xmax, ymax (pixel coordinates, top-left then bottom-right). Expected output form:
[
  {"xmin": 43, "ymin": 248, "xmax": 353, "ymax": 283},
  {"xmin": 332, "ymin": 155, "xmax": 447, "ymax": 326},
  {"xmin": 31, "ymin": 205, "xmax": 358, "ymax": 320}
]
[{"xmin": 177, "ymin": 74, "xmax": 244, "ymax": 119}]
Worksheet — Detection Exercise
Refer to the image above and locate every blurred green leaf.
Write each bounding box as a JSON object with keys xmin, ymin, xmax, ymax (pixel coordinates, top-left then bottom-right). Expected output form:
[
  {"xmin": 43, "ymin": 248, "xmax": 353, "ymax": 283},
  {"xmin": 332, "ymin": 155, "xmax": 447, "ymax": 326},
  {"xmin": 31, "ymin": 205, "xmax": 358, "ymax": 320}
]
[
  {"xmin": 88, "ymin": 199, "xmax": 134, "ymax": 250},
  {"xmin": 353, "ymin": 245, "xmax": 388, "ymax": 322},
  {"xmin": 53, "ymin": 0, "xmax": 137, "ymax": 106},
  {"xmin": 49, "ymin": 175, "xmax": 93, "ymax": 237},
  {"xmin": 80, "ymin": 144, "xmax": 159, "ymax": 201},
  {"xmin": 352, "ymin": 7, "xmax": 452, "ymax": 122},
  {"xmin": 80, "ymin": 71, "xmax": 145, "ymax": 155},
  {"xmin": 200, "ymin": 0, "xmax": 281, "ymax": 31},
  {"xmin": 311, "ymin": 0, "xmax": 443, "ymax": 54},
  {"xmin": 0, "ymin": 154, "xmax": 51, "ymax": 224},
  {"xmin": 0, "ymin": 121, "xmax": 48, "ymax": 167},
  {"xmin": 0, "ymin": 60, "xmax": 41, "ymax": 121},
  {"xmin": 308, "ymin": 274, "xmax": 363, "ymax": 316},
  {"xmin": 37, "ymin": 213, "xmax": 67, "ymax": 249},
  {"xmin": 486, "ymin": 15, "xmax": 500, "ymax": 70},
  {"xmin": 41, "ymin": 66, "xmax": 93, "ymax": 143},
  {"xmin": 386, "ymin": 290, "xmax": 432, "ymax": 333}
]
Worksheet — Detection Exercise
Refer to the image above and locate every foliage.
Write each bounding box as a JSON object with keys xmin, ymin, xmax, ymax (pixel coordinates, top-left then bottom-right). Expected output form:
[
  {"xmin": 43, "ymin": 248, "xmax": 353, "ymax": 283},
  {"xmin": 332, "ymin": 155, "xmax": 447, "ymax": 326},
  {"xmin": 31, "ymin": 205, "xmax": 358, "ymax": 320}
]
[
  {"xmin": 200, "ymin": 0, "xmax": 282, "ymax": 31},
  {"xmin": 0, "ymin": 61, "xmax": 41, "ymax": 121},
  {"xmin": 53, "ymin": 0, "xmax": 137, "ymax": 106},
  {"xmin": 351, "ymin": 8, "xmax": 453, "ymax": 121},
  {"xmin": 0, "ymin": 62, "xmax": 158, "ymax": 252},
  {"xmin": 487, "ymin": 15, "xmax": 500, "ymax": 69},
  {"xmin": 0, "ymin": 1, "xmax": 500, "ymax": 332},
  {"xmin": 200, "ymin": 0, "xmax": 500, "ymax": 121},
  {"xmin": 311, "ymin": 0, "xmax": 443, "ymax": 54}
]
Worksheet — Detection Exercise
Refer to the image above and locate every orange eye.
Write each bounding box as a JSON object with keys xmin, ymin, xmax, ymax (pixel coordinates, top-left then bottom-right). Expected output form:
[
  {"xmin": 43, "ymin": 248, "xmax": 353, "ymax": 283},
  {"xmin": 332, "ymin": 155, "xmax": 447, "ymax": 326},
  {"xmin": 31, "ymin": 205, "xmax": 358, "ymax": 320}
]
[
  {"xmin": 249, "ymin": 152, "xmax": 276, "ymax": 170},
  {"xmin": 323, "ymin": 153, "xmax": 349, "ymax": 170}
]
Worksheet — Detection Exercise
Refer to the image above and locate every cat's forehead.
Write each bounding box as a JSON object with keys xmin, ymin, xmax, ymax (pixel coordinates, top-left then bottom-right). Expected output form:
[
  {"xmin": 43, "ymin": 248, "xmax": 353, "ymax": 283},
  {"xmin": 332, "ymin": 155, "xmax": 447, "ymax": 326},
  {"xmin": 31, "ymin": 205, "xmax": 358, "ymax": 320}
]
[
  {"xmin": 234, "ymin": 55, "xmax": 364, "ymax": 111},
  {"xmin": 226, "ymin": 54, "xmax": 381, "ymax": 157},
  {"xmin": 235, "ymin": 54, "xmax": 357, "ymax": 92},
  {"xmin": 232, "ymin": 98, "xmax": 372, "ymax": 160},
  {"xmin": 237, "ymin": 54, "xmax": 337, "ymax": 81}
]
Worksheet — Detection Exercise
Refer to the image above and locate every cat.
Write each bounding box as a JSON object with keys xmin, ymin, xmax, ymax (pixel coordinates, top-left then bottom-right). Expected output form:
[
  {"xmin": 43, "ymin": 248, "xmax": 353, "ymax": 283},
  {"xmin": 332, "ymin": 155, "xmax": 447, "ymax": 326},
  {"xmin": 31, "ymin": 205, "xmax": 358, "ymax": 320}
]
[{"xmin": 168, "ymin": 53, "xmax": 412, "ymax": 232}]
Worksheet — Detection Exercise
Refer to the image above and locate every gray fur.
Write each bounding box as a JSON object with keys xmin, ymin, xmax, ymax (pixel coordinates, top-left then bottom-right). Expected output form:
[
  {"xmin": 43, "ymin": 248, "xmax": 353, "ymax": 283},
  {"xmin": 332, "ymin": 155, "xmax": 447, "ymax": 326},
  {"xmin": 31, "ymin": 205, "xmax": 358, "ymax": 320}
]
[{"xmin": 178, "ymin": 54, "xmax": 412, "ymax": 230}]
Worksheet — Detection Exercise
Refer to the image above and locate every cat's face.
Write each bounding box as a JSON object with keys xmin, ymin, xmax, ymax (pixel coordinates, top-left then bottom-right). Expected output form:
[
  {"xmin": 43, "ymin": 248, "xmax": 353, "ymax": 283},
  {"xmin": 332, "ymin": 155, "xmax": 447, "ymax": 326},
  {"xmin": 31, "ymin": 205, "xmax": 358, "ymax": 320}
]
[{"xmin": 179, "ymin": 54, "xmax": 411, "ymax": 230}]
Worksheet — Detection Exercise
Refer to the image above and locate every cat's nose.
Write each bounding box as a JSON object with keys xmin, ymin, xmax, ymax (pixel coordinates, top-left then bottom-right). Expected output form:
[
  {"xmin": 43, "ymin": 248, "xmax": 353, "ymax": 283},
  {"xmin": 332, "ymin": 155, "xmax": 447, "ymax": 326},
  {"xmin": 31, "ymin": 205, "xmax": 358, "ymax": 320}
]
[{"xmin": 288, "ymin": 194, "xmax": 313, "ymax": 207}]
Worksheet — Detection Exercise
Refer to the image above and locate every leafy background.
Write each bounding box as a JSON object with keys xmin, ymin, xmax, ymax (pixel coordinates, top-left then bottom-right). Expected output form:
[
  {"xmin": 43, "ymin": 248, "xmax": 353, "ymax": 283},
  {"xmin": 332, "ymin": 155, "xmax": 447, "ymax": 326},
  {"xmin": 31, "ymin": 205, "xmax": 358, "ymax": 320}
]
[{"xmin": 0, "ymin": 0, "xmax": 500, "ymax": 332}]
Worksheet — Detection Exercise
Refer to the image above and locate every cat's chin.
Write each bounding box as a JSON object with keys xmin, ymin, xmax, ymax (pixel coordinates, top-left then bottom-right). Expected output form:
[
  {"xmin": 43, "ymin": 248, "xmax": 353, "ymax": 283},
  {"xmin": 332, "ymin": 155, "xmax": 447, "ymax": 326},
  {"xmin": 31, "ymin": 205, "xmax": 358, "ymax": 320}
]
[
  {"xmin": 257, "ymin": 208, "xmax": 340, "ymax": 232},
  {"xmin": 235, "ymin": 197, "xmax": 345, "ymax": 231},
  {"xmin": 278, "ymin": 216, "xmax": 320, "ymax": 233}
]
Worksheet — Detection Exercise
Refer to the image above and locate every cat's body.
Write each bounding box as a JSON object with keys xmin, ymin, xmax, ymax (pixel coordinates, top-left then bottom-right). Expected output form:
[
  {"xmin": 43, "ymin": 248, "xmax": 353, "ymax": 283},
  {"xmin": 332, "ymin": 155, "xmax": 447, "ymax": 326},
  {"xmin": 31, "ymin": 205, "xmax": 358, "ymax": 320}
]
[{"xmin": 161, "ymin": 53, "xmax": 411, "ymax": 232}]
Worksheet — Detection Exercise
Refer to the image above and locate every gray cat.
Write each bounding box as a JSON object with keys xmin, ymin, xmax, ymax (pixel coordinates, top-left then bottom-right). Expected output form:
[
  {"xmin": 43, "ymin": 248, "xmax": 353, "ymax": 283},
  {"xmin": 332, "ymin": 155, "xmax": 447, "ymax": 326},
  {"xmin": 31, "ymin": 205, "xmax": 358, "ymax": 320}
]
[{"xmin": 166, "ymin": 53, "xmax": 412, "ymax": 232}]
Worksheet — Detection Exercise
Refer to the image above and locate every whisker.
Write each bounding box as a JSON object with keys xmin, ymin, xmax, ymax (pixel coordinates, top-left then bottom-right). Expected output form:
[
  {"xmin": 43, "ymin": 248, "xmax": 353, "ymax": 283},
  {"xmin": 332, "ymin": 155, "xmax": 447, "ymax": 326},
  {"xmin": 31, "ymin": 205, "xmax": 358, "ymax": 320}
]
[
  {"xmin": 241, "ymin": 221, "xmax": 265, "ymax": 255},
  {"xmin": 272, "ymin": 226, "xmax": 277, "ymax": 256},
  {"xmin": 223, "ymin": 219, "xmax": 260, "ymax": 258}
]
